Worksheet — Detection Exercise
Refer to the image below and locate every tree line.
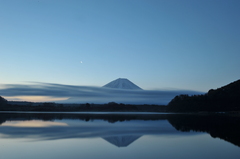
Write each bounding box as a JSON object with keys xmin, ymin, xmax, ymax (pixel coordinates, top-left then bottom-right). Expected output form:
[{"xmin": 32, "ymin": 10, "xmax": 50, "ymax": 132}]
[{"xmin": 167, "ymin": 79, "xmax": 240, "ymax": 112}]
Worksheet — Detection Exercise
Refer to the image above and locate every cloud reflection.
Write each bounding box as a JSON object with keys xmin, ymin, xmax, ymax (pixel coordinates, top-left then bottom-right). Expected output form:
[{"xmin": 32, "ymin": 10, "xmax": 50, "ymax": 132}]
[
  {"xmin": 2, "ymin": 120, "xmax": 68, "ymax": 127},
  {"xmin": 0, "ymin": 120, "xmax": 197, "ymax": 142}
]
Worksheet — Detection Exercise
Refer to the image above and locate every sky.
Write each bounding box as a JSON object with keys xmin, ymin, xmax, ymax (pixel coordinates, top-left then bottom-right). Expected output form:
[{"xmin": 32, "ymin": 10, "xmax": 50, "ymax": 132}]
[{"xmin": 0, "ymin": 0, "xmax": 240, "ymax": 103}]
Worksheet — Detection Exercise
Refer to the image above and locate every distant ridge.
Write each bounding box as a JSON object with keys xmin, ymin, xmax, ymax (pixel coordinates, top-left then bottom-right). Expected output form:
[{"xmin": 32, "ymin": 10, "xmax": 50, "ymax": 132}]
[{"xmin": 103, "ymin": 78, "xmax": 142, "ymax": 90}]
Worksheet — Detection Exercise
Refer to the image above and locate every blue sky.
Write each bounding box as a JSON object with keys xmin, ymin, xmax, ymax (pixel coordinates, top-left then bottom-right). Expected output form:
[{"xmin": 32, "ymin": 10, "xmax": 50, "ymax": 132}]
[{"xmin": 1, "ymin": 0, "xmax": 240, "ymax": 95}]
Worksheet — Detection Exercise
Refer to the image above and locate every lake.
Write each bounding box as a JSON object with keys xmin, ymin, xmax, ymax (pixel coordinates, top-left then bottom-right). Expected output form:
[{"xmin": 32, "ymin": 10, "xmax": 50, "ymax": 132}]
[{"xmin": 0, "ymin": 112, "xmax": 239, "ymax": 159}]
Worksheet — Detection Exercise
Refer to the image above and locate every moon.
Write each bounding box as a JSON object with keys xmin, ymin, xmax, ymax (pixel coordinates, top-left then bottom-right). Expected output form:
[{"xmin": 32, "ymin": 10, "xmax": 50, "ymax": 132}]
[{"xmin": 80, "ymin": 61, "xmax": 83, "ymax": 63}]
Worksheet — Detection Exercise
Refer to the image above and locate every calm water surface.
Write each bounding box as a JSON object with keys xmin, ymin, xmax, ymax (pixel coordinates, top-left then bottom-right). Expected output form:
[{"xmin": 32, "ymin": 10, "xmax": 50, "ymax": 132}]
[{"xmin": 0, "ymin": 112, "xmax": 239, "ymax": 159}]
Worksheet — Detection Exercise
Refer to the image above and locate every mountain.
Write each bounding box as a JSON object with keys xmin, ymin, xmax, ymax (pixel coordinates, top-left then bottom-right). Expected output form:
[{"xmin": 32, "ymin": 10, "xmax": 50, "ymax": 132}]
[
  {"xmin": 167, "ymin": 79, "xmax": 240, "ymax": 112},
  {"xmin": 103, "ymin": 78, "xmax": 142, "ymax": 90}
]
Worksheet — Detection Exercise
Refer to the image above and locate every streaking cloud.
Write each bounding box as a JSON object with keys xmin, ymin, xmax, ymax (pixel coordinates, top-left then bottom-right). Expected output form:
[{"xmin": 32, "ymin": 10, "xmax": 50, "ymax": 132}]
[{"xmin": 0, "ymin": 82, "xmax": 204, "ymax": 105}]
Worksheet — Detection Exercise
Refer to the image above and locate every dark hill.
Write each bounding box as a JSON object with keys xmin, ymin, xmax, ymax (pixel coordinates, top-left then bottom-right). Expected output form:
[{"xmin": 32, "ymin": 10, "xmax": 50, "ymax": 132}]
[
  {"xmin": 167, "ymin": 79, "xmax": 240, "ymax": 112},
  {"xmin": 0, "ymin": 96, "xmax": 7, "ymax": 107}
]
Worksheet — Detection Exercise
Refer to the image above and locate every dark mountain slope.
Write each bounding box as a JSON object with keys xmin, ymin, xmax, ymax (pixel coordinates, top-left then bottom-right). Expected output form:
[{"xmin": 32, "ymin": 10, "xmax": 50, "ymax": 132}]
[
  {"xmin": 0, "ymin": 96, "xmax": 7, "ymax": 107},
  {"xmin": 167, "ymin": 79, "xmax": 240, "ymax": 112}
]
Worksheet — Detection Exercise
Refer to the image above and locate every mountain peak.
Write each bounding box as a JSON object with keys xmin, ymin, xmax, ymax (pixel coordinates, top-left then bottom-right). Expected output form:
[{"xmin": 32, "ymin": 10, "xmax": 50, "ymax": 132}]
[{"xmin": 103, "ymin": 78, "xmax": 142, "ymax": 90}]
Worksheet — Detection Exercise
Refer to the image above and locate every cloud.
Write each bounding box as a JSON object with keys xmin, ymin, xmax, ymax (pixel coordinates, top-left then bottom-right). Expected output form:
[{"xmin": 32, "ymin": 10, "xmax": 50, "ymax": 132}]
[{"xmin": 0, "ymin": 82, "xmax": 204, "ymax": 104}]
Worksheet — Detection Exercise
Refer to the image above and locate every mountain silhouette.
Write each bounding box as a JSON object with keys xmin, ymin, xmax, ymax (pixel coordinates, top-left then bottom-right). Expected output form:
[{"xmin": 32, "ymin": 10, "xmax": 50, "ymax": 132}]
[
  {"xmin": 167, "ymin": 79, "xmax": 240, "ymax": 112},
  {"xmin": 103, "ymin": 78, "xmax": 142, "ymax": 90}
]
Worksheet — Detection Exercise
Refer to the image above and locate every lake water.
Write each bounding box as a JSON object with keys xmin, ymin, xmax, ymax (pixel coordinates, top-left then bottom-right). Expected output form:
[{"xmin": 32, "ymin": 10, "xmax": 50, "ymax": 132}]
[{"xmin": 0, "ymin": 112, "xmax": 239, "ymax": 159}]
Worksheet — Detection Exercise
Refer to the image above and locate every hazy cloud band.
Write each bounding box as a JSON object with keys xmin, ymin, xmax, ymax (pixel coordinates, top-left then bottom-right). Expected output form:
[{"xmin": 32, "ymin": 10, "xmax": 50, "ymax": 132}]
[{"xmin": 0, "ymin": 83, "xmax": 204, "ymax": 104}]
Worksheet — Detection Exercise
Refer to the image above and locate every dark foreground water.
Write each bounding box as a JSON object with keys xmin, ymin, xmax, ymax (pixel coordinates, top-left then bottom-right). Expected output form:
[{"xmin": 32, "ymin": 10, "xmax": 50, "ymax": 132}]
[{"xmin": 0, "ymin": 112, "xmax": 239, "ymax": 159}]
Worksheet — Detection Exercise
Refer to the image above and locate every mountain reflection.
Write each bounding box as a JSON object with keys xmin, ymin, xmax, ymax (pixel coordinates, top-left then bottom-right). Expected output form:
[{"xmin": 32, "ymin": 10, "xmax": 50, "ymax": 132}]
[
  {"xmin": 167, "ymin": 114, "xmax": 240, "ymax": 147},
  {"xmin": 0, "ymin": 112, "xmax": 239, "ymax": 148},
  {"xmin": 103, "ymin": 135, "xmax": 142, "ymax": 147}
]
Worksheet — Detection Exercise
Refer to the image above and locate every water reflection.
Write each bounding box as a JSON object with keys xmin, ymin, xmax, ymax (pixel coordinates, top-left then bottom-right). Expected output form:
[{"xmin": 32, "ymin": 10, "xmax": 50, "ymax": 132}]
[
  {"xmin": 0, "ymin": 112, "xmax": 240, "ymax": 149},
  {"xmin": 167, "ymin": 114, "xmax": 240, "ymax": 147},
  {"xmin": 0, "ymin": 118, "xmax": 185, "ymax": 146},
  {"xmin": 103, "ymin": 135, "xmax": 141, "ymax": 147},
  {"xmin": 2, "ymin": 120, "xmax": 68, "ymax": 127}
]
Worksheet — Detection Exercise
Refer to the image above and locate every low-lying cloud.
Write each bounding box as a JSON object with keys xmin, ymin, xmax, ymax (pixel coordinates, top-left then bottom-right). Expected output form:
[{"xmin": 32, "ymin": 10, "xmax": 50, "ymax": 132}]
[{"xmin": 0, "ymin": 82, "xmax": 204, "ymax": 104}]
